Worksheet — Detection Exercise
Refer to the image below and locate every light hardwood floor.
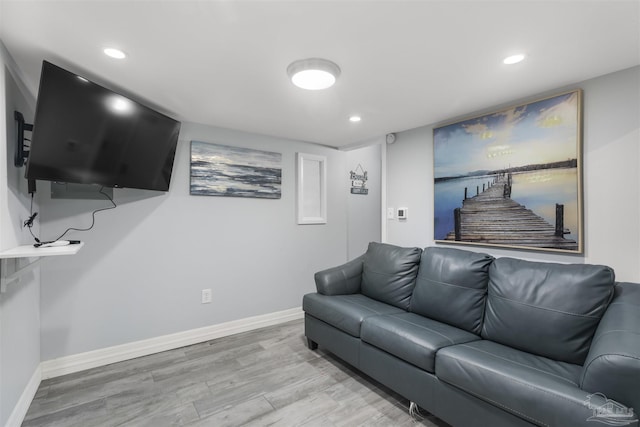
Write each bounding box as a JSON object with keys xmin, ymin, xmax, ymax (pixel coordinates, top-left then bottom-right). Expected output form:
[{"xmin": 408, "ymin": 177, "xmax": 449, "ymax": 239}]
[{"xmin": 23, "ymin": 319, "xmax": 451, "ymax": 426}]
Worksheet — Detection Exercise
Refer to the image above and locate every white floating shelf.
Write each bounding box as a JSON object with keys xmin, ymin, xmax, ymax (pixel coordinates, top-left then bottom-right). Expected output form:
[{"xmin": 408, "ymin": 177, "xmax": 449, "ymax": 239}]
[
  {"xmin": 0, "ymin": 242, "xmax": 84, "ymax": 259},
  {"xmin": 0, "ymin": 242, "xmax": 84, "ymax": 292}
]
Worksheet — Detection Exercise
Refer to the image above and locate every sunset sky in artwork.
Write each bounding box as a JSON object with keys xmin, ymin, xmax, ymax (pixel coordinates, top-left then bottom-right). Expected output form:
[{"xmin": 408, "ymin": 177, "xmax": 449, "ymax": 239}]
[{"xmin": 434, "ymin": 91, "xmax": 580, "ymax": 178}]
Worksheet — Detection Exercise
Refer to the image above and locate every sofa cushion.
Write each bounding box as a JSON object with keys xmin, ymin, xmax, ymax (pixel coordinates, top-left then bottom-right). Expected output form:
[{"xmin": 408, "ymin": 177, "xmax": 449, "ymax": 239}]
[
  {"xmin": 482, "ymin": 258, "xmax": 615, "ymax": 365},
  {"xmin": 302, "ymin": 293, "xmax": 404, "ymax": 337},
  {"xmin": 436, "ymin": 340, "xmax": 601, "ymax": 427},
  {"xmin": 410, "ymin": 247, "xmax": 494, "ymax": 334},
  {"xmin": 361, "ymin": 242, "xmax": 422, "ymax": 310},
  {"xmin": 361, "ymin": 312, "xmax": 480, "ymax": 373}
]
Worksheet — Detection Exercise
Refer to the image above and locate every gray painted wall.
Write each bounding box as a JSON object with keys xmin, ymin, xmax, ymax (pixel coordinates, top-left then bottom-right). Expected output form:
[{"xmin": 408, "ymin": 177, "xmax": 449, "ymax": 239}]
[
  {"xmin": 38, "ymin": 122, "xmax": 351, "ymax": 360},
  {"xmin": 346, "ymin": 141, "xmax": 382, "ymax": 259},
  {"xmin": 386, "ymin": 66, "xmax": 640, "ymax": 281},
  {"xmin": 0, "ymin": 41, "xmax": 40, "ymax": 426}
]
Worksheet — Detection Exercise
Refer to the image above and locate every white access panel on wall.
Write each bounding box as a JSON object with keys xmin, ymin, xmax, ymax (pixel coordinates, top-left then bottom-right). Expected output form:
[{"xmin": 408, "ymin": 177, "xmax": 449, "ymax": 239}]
[{"xmin": 296, "ymin": 152, "xmax": 327, "ymax": 224}]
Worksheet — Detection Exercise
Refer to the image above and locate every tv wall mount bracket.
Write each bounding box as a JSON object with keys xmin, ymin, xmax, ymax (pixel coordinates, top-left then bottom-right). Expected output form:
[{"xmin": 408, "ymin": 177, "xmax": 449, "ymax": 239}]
[{"xmin": 14, "ymin": 110, "xmax": 33, "ymax": 167}]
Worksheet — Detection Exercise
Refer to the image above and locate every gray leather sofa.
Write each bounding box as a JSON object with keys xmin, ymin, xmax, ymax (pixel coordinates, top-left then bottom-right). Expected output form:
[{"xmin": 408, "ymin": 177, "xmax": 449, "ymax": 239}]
[{"xmin": 303, "ymin": 243, "xmax": 640, "ymax": 427}]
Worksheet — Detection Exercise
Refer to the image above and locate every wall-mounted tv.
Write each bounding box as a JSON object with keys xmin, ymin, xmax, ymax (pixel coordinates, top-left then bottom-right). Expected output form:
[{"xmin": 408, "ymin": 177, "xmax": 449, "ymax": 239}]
[{"xmin": 25, "ymin": 61, "xmax": 181, "ymax": 192}]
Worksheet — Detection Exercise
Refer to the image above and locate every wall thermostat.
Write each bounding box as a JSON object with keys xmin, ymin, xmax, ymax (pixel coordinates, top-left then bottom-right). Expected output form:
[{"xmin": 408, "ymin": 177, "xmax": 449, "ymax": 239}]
[
  {"xmin": 397, "ymin": 207, "xmax": 408, "ymax": 220},
  {"xmin": 386, "ymin": 133, "xmax": 396, "ymax": 144}
]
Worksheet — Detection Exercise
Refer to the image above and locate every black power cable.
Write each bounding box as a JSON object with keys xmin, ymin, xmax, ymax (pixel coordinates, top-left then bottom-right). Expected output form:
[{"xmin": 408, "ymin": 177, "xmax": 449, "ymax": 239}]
[
  {"xmin": 24, "ymin": 193, "xmax": 40, "ymax": 242},
  {"xmin": 24, "ymin": 186, "xmax": 117, "ymax": 243}
]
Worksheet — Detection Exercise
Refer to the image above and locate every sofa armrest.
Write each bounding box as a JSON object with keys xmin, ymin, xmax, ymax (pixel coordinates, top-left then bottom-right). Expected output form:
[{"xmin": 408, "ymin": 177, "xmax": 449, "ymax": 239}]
[
  {"xmin": 580, "ymin": 282, "xmax": 640, "ymax": 412},
  {"xmin": 314, "ymin": 254, "xmax": 364, "ymax": 295}
]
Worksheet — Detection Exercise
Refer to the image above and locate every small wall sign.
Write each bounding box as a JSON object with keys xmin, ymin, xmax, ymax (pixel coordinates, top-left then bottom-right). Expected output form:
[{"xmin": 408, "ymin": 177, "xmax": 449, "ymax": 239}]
[{"xmin": 350, "ymin": 164, "xmax": 368, "ymax": 195}]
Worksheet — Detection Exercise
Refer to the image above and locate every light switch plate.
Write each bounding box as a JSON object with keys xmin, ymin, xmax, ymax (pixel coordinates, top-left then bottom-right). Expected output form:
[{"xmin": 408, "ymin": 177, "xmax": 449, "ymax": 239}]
[{"xmin": 387, "ymin": 207, "xmax": 395, "ymax": 219}]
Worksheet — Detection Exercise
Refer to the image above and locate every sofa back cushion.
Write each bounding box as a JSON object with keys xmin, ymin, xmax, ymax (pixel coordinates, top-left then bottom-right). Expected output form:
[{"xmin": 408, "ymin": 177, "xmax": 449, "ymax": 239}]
[
  {"xmin": 410, "ymin": 247, "xmax": 494, "ymax": 334},
  {"xmin": 482, "ymin": 257, "xmax": 615, "ymax": 365},
  {"xmin": 361, "ymin": 242, "xmax": 422, "ymax": 310}
]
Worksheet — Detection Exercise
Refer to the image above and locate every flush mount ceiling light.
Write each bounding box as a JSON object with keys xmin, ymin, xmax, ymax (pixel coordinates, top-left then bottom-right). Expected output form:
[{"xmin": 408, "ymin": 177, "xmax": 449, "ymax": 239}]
[
  {"xmin": 503, "ymin": 53, "xmax": 525, "ymax": 65},
  {"xmin": 103, "ymin": 47, "xmax": 126, "ymax": 59},
  {"xmin": 349, "ymin": 115, "xmax": 362, "ymax": 122},
  {"xmin": 287, "ymin": 58, "xmax": 341, "ymax": 90}
]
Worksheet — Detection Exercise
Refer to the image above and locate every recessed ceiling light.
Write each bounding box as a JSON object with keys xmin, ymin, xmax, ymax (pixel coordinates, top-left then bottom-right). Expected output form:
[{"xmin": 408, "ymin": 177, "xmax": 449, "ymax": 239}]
[
  {"xmin": 503, "ymin": 54, "xmax": 525, "ymax": 65},
  {"xmin": 104, "ymin": 48, "xmax": 126, "ymax": 59},
  {"xmin": 287, "ymin": 58, "xmax": 341, "ymax": 90},
  {"xmin": 349, "ymin": 115, "xmax": 362, "ymax": 123}
]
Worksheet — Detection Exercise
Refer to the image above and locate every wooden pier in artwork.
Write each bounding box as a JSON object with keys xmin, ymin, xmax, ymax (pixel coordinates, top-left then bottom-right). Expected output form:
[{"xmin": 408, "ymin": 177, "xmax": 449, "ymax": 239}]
[{"xmin": 444, "ymin": 174, "xmax": 578, "ymax": 251}]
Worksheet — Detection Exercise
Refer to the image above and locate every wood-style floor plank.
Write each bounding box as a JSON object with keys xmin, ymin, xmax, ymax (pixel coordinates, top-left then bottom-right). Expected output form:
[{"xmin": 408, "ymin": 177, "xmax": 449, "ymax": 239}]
[{"xmin": 23, "ymin": 319, "xmax": 451, "ymax": 426}]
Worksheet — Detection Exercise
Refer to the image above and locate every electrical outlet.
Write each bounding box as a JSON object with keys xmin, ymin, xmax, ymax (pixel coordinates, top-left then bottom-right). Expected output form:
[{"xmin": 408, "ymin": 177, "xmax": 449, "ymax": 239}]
[{"xmin": 201, "ymin": 289, "xmax": 212, "ymax": 304}]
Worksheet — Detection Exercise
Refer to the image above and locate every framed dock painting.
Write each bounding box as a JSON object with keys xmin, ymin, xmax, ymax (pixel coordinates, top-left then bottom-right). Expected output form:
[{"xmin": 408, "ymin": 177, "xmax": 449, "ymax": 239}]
[
  {"xmin": 190, "ymin": 141, "xmax": 282, "ymax": 199},
  {"xmin": 433, "ymin": 89, "xmax": 583, "ymax": 253}
]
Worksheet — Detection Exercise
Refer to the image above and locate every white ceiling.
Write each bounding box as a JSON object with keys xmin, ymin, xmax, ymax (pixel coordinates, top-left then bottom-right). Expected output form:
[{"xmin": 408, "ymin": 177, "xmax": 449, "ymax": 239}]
[{"xmin": 1, "ymin": 1, "xmax": 638, "ymax": 148}]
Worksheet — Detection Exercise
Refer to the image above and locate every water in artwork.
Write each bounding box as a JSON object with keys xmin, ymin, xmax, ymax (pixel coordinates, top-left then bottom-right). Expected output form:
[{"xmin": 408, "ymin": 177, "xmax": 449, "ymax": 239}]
[
  {"xmin": 190, "ymin": 141, "xmax": 282, "ymax": 199},
  {"xmin": 434, "ymin": 168, "xmax": 578, "ymax": 241}
]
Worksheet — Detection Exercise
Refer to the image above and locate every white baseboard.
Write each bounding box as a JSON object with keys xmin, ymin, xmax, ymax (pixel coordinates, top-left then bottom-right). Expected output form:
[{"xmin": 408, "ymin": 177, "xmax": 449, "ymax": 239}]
[
  {"xmin": 5, "ymin": 364, "xmax": 42, "ymax": 427},
  {"xmin": 40, "ymin": 306, "xmax": 303, "ymax": 380}
]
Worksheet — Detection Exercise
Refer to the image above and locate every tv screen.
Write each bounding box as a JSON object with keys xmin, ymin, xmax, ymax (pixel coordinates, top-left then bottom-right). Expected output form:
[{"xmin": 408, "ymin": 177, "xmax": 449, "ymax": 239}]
[{"xmin": 26, "ymin": 61, "xmax": 181, "ymax": 192}]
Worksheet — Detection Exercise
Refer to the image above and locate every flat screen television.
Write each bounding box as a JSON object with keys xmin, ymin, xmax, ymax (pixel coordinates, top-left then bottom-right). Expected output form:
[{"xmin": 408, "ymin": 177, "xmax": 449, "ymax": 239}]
[{"xmin": 25, "ymin": 61, "xmax": 181, "ymax": 192}]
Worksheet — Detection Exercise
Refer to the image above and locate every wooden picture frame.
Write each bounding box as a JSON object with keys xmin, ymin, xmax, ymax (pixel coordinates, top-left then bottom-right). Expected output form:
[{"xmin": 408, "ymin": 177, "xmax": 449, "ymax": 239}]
[{"xmin": 433, "ymin": 89, "xmax": 583, "ymax": 253}]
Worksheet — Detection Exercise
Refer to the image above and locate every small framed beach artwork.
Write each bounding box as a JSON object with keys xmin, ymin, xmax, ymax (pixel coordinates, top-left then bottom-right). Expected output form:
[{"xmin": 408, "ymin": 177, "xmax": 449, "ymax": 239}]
[
  {"xmin": 190, "ymin": 141, "xmax": 282, "ymax": 199},
  {"xmin": 433, "ymin": 89, "xmax": 583, "ymax": 253}
]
